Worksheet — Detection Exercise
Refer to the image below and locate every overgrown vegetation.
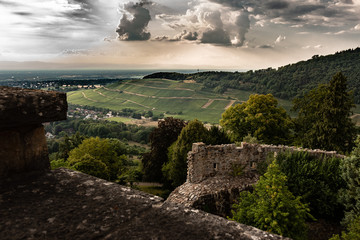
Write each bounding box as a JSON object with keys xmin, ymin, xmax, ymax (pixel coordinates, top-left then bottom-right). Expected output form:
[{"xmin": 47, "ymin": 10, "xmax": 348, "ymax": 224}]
[
  {"xmin": 230, "ymin": 159, "xmax": 312, "ymax": 240},
  {"xmin": 261, "ymin": 151, "xmax": 345, "ymax": 220}
]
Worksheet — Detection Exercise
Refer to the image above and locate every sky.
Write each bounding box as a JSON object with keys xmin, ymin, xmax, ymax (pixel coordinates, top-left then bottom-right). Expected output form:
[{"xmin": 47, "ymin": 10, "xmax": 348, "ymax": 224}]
[{"xmin": 0, "ymin": 0, "xmax": 359, "ymax": 70}]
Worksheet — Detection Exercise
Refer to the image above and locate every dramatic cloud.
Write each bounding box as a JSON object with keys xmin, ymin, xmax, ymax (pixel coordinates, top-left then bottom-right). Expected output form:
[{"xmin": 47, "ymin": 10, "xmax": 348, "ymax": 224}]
[
  {"xmin": 116, "ymin": 1, "xmax": 152, "ymax": 41},
  {"xmin": 153, "ymin": 2, "xmax": 251, "ymax": 46},
  {"xmin": 208, "ymin": 0, "xmax": 360, "ymax": 27},
  {"xmin": 172, "ymin": 30, "xmax": 198, "ymax": 41},
  {"xmin": 1, "ymin": 0, "xmax": 360, "ymax": 68}
]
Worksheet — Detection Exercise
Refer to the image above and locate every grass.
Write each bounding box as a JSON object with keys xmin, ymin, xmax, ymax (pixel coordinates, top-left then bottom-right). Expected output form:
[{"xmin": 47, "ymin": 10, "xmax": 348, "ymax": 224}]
[{"xmin": 107, "ymin": 116, "xmax": 132, "ymax": 123}]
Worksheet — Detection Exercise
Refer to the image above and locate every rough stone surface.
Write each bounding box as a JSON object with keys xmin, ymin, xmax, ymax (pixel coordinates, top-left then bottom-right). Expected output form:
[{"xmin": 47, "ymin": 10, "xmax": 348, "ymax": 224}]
[
  {"xmin": 188, "ymin": 142, "xmax": 345, "ymax": 183},
  {"xmin": 0, "ymin": 87, "xmax": 66, "ymax": 178},
  {"xmin": 0, "ymin": 124, "xmax": 49, "ymax": 178},
  {"xmin": 167, "ymin": 175, "xmax": 258, "ymax": 218},
  {"xmin": 0, "ymin": 168, "xmax": 288, "ymax": 240},
  {"xmin": 0, "ymin": 86, "xmax": 67, "ymax": 129}
]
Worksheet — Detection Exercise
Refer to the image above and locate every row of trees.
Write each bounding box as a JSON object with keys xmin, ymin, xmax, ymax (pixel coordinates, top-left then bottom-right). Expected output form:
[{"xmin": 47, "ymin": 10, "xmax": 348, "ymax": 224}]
[
  {"xmin": 145, "ymin": 48, "xmax": 360, "ymax": 103},
  {"xmin": 46, "ymin": 118, "xmax": 154, "ymax": 148},
  {"xmin": 220, "ymin": 72, "xmax": 357, "ymax": 154}
]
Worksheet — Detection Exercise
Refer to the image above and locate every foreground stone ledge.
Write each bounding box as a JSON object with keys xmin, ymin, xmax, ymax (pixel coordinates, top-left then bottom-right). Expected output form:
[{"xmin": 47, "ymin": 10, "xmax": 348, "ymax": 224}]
[
  {"xmin": 0, "ymin": 86, "xmax": 67, "ymax": 129},
  {"xmin": 0, "ymin": 168, "xmax": 288, "ymax": 240}
]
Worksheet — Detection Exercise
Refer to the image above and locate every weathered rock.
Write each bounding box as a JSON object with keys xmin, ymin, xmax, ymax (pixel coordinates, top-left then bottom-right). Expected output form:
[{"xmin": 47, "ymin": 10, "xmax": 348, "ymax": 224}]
[
  {"xmin": 0, "ymin": 124, "xmax": 49, "ymax": 177},
  {"xmin": 167, "ymin": 175, "xmax": 258, "ymax": 218},
  {"xmin": 0, "ymin": 168, "xmax": 289, "ymax": 240},
  {"xmin": 0, "ymin": 86, "xmax": 67, "ymax": 129},
  {"xmin": 0, "ymin": 87, "xmax": 67, "ymax": 178}
]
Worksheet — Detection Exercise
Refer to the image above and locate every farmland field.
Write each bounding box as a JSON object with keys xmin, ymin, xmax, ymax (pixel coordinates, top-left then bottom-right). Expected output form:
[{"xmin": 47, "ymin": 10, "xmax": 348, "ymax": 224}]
[{"xmin": 67, "ymin": 78, "xmax": 360, "ymax": 124}]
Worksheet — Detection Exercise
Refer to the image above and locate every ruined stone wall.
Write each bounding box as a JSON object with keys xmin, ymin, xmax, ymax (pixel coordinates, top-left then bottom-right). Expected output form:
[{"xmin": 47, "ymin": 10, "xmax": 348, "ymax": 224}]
[{"xmin": 187, "ymin": 142, "xmax": 345, "ymax": 183}]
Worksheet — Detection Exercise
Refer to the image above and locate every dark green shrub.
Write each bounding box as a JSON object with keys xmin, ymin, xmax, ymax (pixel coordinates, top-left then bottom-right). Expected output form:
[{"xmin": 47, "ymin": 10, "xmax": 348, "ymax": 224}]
[
  {"xmin": 230, "ymin": 159, "xmax": 312, "ymax": 240},
  {"xmin": 338, "ymin": 154, "xmax": 360, "ymax": 226},
  {"xmin": 330, "ymin": 216, "xmax": 360, "ymax": 240},
  {"xmin": 72, "ymin": 154, "xmax": 110, "ymax": 180},
  {"xmin": 267, "ymin": 151, "xmax": 345, "ymax": 220}
]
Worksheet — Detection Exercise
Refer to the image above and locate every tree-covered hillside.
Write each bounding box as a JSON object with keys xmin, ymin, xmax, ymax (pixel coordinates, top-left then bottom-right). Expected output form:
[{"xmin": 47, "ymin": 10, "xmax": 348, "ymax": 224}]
[{"xmin": 144, "ymin": 48, "xmax": 360, "ymax": 103}]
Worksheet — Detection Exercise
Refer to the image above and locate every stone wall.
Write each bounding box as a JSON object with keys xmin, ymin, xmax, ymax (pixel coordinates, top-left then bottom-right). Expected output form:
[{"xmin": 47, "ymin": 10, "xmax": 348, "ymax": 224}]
[
  {"xmin": 187, "ymin": 142, "xmax": 345, "ymax": 183},
  {"xmin": 0, "ymin": 86, "xmax": 67, "ymax": 178}
]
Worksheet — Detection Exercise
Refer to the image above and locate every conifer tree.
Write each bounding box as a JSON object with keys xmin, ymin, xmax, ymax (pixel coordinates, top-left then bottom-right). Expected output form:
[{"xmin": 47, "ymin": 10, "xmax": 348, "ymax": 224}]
[
  {"xmin": 293, "ymin": 72, "xmax": 356, "ymax": 153},
  {"xmin": 230, "ymin": 159, "xmax": 312, "ymax": 240}
]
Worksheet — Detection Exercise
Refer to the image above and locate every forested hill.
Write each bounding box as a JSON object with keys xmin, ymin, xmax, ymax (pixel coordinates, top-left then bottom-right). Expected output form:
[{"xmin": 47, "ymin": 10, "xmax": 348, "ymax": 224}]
[{"xmin": 144, "ymin": 48, "xmax": 360, "ymax": 103}]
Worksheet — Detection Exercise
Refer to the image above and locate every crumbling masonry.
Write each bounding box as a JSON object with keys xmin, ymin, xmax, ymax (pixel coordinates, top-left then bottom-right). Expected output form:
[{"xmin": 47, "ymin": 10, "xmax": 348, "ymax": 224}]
[
  {"xmin": 167, "ymin": 142, "xmax": 344, "ymax": 217},
  {"xmin": 187, "ymin": 142, "xmax": 344, "ymax": 183}
]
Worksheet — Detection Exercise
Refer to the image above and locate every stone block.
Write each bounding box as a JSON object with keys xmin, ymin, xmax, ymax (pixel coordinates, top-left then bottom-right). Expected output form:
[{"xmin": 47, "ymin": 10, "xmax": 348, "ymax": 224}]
[
  {"xmin": 0, "ymin": 86, "xmax": 67, "ymax": 129},
  {"xmin": 0, "ymin": 124, "xmax": 49, "ymax": 178}
]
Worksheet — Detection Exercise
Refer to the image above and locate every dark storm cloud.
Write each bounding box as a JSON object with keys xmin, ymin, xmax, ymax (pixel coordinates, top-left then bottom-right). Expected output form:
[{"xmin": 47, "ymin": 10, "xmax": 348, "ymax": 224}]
[
  {"xmin": 198, "ymin": 10, "xmax": 232, "ymax": 45},
  {"xmin": 116, "ymin": 1, "xmax": 151, "ymax": 41},
  {"xmin": 207, "ymin": 0, "xmax": 248, "ymax": 9},
  {"xmin": 234, "ymin": 12, "xmax": 250, "ymax": 46},
  {"xmin": 258, "ymin": 44, "xmax": 273, "ymax": 49},
  {"xmin": 181, "ymin": 31, "xmax": 198, "ymax": 41},
  {"xmin": 208, "ymin": 0, "xmax": 359, "ymax": 26},
  {"xmin": 201, "ymin": 29, "xmax": 231, "ymax": 45},
  {"xmin": 266, "ymin": 1, "xmax": 289, "ymax": 10}
]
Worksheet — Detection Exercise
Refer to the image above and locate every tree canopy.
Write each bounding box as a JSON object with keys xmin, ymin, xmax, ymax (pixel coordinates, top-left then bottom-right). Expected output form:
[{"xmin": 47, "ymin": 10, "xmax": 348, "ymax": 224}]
[
  {"xmin": 162, "ymin": 119, "xmax": 209, "ymax": 187},
  {"xmin": 141, "ymin": 117, "xmax": 187, "ymax": 182},
  {"xmin": 220, "ymin": 94, "xmax": 293, "ymax": 144},
  {"xmin": 293, "ymin": 72, "xmax": 356, "ymax": 153},
  {"xmin": 162, "ymin": 119, "xmax": 231, "ymax": 188},
  {"xmin": 68, "ymin": 137, "xmax": 127, "ymax": 181}
]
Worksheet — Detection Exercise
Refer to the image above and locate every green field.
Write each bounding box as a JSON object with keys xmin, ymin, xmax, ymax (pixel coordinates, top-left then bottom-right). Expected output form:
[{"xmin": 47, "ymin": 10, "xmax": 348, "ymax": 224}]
[{"xmin": 67, "ymin": 78, "xmax": 360, "ymax": 124}]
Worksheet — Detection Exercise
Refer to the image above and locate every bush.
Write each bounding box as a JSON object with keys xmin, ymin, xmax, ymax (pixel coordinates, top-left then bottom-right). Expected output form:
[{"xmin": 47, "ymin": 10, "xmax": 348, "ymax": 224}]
[
  {"xmin": 263, "ymin": 151, "xmax": 345, "ymax": 220},
  {"xmin": 338, "ymin": 139, "xmax": 360, "ymax": 226},
  {"xmin": 72, "ymin": 154, "xmax": 110, "ymax": 180},
  {"xmin": 330, "ymin": 216, "xmax": 360, "ymax": 240},
  {"xmin": 50, "ymin": 159, "xmax": 70, "ymax": 169},
  {"xmin": 230, "ymin": 159, "xmax": 312, "ymax": 240},
  {"xmin": 68, "ymin": 137, "xmax": 127, "ymax": 181}
]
